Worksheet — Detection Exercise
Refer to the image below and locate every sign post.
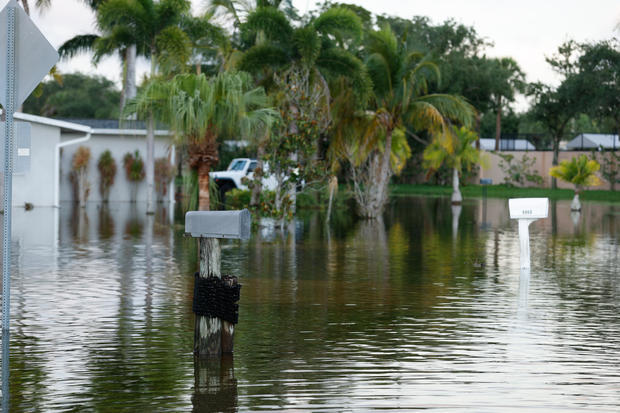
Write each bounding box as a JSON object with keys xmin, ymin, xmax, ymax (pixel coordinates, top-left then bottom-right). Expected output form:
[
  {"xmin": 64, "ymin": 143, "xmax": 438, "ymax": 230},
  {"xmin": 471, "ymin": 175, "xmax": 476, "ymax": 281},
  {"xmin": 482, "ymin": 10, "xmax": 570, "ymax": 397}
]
[
  {"xmin": 0, "ymin": 1, "xmax": 58, "ymax": 405},
  {"xmin": 509, "ymin": 198, "xmax": 549, "ymax": 269},
  {"xmin": 185, "ymin": 210, "xmax": 250, "ymax": 356}
]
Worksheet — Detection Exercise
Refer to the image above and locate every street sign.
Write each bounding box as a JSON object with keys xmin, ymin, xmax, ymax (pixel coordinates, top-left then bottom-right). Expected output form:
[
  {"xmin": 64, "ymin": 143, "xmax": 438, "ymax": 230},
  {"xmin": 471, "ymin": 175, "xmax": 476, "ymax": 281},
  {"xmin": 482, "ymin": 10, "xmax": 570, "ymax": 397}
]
[{"xmin": 0, "ymin": 0, "xmax": 59, "ymax": 108}]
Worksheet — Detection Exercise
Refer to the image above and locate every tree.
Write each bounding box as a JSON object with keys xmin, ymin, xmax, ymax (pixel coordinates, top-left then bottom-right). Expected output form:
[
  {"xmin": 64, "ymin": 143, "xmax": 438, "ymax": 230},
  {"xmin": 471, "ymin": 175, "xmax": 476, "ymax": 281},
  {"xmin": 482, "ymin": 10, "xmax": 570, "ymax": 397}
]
[
  {"xmin": 97, "ymin": 150, "xmax": 117, "ymax": 203},
  {"xmin": 573, "ymin": 39, "xmax": 620, "ymax": 145},
  {"xmin": 126, "ymin": 71, "xmax": 277, "ymax": 210},
  {"xmin": 237, "ymin": 4, "xmax": 370, "ymax": 216},
  {"xmin": 123, "ymin": 151, "xmax": 145, "ymax": 202},
  {"xmin": 352, "ymin": 25, "xmax": 474, "ymax": 218},
  {"xmin": 549, "ymin": 155, "xmax": 601, "ymax": 211},
  {"xmin": 529, "ymin": 79, "xmax": 580, "ymax": 188},
  {"xmin": 97, "ymin": 0, "xmax": 193, "ymax": 214},
  {"xmin": 22, "ymin": 73, "xmax": 120, "ymax": 119},
  {"xmin": 71, "ymin": 146, "xmax": 91, "ymax": 207},
  {"xmin": 423, "ymin": 126, "xmax": 482, "ymax": 204},
  {"xmin": 487, "ymin": 57, "xmax": 525, "ymax": 150}
]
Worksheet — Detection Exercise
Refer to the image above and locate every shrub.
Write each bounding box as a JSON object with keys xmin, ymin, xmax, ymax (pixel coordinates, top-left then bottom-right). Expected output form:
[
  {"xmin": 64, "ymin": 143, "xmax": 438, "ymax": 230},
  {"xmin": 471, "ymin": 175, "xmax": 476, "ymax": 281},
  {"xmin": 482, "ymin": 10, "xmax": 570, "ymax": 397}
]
[{"xmin": 97, "ymin": 150, "xmax": 117, "ymax": 202}]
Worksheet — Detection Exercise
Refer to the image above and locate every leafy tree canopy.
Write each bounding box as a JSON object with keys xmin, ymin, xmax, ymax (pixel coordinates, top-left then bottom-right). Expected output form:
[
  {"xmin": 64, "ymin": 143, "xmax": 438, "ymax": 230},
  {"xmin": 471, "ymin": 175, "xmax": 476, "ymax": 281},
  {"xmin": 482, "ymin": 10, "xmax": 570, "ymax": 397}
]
[{"xmin": 22, "ymin": 73, "xmax": 120, "ymax": 119}]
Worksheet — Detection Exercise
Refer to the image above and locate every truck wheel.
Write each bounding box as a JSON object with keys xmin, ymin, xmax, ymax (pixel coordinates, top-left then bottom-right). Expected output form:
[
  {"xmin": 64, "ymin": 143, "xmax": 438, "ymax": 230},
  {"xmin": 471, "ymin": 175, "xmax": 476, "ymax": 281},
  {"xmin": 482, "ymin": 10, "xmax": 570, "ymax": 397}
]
[{"xmin": 219, "ymin": 182, "xmax": 235, "ymax": 206}]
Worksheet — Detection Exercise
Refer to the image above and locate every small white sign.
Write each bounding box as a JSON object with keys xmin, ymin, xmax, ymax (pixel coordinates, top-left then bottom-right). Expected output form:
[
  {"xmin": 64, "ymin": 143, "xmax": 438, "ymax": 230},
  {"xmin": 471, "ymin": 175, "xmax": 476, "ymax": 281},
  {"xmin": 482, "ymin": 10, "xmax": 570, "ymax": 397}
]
[
  {"xmin": 17, "ymin": 147, "xmax": 29, "ymax": 157},
  {"xmin": 509, "ymin": 198, "xmax": 549, "ymax": 220}
]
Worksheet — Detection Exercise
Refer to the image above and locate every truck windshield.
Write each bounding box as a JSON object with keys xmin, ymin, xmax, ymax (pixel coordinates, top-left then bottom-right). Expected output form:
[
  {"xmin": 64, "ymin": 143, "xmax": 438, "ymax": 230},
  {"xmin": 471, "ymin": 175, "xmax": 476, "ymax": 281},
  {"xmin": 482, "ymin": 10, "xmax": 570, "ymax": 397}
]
[{"xmin": 229, "ymin": 160, "xmax": 247, "ymax": 171}]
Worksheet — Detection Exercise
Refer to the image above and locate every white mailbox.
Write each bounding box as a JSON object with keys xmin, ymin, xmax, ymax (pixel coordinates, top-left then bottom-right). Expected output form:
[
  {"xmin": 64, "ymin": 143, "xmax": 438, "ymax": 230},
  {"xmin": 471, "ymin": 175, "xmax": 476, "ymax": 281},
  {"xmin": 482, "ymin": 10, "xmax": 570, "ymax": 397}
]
[
  {"xmin": 509, "ymin": 198, "xmax": 549, "ymax": 220},
  {"xmin": 509, "ymin": 198, "xmax": 549, "ymax": 269},
  {"xmin": 185, "ymin": 209, "xmax": 251, "ymax": 240}
]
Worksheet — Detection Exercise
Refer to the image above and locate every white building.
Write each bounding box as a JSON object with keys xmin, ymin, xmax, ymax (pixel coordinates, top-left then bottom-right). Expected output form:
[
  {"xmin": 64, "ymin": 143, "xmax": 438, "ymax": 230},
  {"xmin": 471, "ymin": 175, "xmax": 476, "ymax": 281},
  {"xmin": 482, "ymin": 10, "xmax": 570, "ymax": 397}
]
[
  {"xmin": 2, "ymin": 112, "xmax": 174, "ymax": 207},
  {"xmin": 566, "ymin": 134, "xmax": 620, "ymax": 150},
  {"xmin": 478, "ymin": 138, "xmax": 536, "ymax": 151}
]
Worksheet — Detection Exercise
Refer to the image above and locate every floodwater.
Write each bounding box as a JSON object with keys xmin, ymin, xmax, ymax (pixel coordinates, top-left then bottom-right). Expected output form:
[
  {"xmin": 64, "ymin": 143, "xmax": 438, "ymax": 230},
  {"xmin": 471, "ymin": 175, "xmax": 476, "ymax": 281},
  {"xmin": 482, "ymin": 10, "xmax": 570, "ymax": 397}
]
[{"xmin": 1, "ymin": 196, "xmax": 619, "ymax": 412}]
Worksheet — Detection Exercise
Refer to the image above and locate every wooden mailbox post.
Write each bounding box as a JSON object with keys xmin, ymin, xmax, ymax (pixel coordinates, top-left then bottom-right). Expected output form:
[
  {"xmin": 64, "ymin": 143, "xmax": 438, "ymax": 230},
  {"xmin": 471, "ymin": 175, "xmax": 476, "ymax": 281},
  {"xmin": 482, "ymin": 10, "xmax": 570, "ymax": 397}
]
[{"xmin": 185, "ymin": 209, "xmax": 250, "ymax": 357}]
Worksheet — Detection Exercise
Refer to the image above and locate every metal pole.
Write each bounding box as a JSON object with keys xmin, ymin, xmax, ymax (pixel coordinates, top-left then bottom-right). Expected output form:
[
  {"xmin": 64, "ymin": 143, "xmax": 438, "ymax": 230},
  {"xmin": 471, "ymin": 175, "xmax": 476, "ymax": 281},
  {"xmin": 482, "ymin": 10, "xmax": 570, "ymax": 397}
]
[{"xmin": 2, "ymin": 7, "xmax": 16, "ymax": 409}]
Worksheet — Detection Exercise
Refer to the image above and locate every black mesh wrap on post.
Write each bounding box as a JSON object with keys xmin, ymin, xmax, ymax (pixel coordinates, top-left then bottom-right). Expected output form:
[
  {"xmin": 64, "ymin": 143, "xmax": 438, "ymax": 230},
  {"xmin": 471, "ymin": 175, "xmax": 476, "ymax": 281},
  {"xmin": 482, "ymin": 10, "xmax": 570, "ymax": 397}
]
[{"xmin": 192, "ymin": 273, "xmax": 242, "ymax": 324}]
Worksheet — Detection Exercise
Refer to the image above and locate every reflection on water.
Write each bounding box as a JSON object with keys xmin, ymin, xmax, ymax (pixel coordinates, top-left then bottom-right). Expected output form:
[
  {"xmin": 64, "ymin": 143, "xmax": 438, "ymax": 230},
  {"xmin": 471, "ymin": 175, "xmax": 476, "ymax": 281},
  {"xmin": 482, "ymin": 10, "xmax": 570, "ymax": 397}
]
[{"xmin": 0, "ymin": 197, "xmax": 619, "ymax": 411}]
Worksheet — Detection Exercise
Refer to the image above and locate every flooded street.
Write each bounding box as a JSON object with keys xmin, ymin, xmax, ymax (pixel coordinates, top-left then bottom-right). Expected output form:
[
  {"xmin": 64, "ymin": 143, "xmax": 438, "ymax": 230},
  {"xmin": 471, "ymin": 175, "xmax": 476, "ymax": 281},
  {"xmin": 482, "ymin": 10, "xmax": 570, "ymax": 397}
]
[{"xmin": 1, "ymin": 197, "xmax": 619, "ymax": 411}]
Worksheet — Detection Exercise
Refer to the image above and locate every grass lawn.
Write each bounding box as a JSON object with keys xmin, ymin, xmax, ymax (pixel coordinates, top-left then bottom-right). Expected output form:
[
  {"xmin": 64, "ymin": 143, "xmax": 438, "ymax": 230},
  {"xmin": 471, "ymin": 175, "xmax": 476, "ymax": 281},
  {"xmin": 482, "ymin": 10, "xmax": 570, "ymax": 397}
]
[{"xmin": 391, "ymin": 184, "xmax": 620, "ymax": 203}]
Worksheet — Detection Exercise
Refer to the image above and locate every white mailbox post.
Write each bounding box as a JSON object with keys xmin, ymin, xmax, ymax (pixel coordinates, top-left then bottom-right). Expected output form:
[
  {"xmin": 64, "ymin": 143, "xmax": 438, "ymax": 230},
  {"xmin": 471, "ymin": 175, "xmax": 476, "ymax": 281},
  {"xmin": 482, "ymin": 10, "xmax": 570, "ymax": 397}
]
[
  {"xmin": 185, "ymin": 209, "xmax": 250, "ymax": 357},
  {"xmin": 509, "ymin": 198, "xmax": 549, "ymax": 269}
]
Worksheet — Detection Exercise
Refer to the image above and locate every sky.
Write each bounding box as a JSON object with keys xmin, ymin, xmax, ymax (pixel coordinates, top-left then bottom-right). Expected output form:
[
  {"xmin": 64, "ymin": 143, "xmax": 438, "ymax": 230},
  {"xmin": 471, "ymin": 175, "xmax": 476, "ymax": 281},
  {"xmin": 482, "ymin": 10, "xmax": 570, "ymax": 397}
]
[{"xmin": 21, "ymin": 0, "xmax": 620, "ymax": 111}]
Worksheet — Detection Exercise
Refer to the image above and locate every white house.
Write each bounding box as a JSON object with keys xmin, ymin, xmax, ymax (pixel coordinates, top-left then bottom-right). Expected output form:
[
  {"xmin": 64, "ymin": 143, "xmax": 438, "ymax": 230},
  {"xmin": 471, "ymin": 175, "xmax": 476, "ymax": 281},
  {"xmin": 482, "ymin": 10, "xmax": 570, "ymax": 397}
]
[
  {"xmin": 566, "ymin": 134, "xmax": 620, "ymax": 150},
  {"xmin": 478, "ymin": 138, "xmax": 536, "ymax": 151},
  {"xmin": 1, "ymin": 112, "xmax": 174, "ymax": 207}
]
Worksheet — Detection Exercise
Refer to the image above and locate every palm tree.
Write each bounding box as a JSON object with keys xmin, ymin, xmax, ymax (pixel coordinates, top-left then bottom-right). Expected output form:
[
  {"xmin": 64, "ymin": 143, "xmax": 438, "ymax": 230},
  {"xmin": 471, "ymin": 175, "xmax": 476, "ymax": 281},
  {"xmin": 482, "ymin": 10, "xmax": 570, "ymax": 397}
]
[
  {"xmin": 237, "ymin": 4, "xmax": 370, "ymax": 215},
  {"xmin": 97, "ymin": 0, "xmax": 193, "ymax": 214},
  {"xmin": 353, "ymin": 25, "xmax": 475, "ymax": 218},
  {"xmin": 549, "ymin": 155, "xmax": 601, "ymax": 211},
  {"xmin": 126, "ymin": 71, "xmax": 278, "ymax": 210},
  {"xmin": 423, "ymin": 126, "xmax": 482, "ymax": 204},
  {"xmin": 489, "ymin": 57, "xmax": 525, "ymax": 150}
]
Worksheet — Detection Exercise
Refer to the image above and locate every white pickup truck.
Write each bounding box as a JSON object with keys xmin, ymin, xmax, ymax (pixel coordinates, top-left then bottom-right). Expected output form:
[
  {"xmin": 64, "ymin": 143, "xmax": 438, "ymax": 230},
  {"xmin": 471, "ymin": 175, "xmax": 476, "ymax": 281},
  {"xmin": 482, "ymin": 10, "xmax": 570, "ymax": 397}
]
[{"xmin": 210, "ymin": 158, "xmax": 277, "ymax": 198}]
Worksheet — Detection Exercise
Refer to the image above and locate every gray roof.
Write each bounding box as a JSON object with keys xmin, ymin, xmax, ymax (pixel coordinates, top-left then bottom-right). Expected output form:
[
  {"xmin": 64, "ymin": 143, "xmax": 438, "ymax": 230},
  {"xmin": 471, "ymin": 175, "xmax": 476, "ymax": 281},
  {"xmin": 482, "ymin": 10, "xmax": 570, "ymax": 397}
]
[
  {"xmin": 567, "ymin": 134, "xmax": 620, "ymax": 149},
  {"xmin": 479, "ymin": 138, "xmax": 535, "ymax": 151}
]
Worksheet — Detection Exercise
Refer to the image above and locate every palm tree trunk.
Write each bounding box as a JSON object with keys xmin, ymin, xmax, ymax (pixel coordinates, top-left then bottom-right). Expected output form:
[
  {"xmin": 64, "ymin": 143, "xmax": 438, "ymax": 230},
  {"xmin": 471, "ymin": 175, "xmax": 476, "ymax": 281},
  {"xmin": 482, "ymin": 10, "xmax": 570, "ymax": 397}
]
[
  {"xmin": 552, "ymin": 135, "xmax": 560, "ymax": 189},
  {"xmin": 197, "ymin": 163, "xmax": 211, "ymax": 211},
  {"xmin": 126, "ymin": 44, "xmax": 137, "ymax": 109},
  {"xmin": 326, "ymin": 175, "xmax": 337, "ymax": 224},
  {"xmin": 145, "ymin": 45, "xmax": 156, "ymax": 214},
  {"xmin": 146, "ymin": 113, "xmax": 155, "ymax": 214},
  {"xmin": 494, "ymin": 99, "xmax": 502, "ymax": 151},
  {"xmin": 451, "ymin": 167, "xmax": 462, "ymax": 204},
  {"xmin": 359, "ymin": 128, "xmax": 393, "ymax": 219},
  {"xmin": 250, "ymin": 143, "xmax": 265, "ymax": 207}
]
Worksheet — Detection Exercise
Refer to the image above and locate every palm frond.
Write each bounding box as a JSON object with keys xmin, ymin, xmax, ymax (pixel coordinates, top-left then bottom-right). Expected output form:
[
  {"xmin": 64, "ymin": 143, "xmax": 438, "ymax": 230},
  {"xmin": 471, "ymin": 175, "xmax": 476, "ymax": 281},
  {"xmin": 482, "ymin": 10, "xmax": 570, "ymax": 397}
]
[
  {"xmin": 312, "ymin": 7, "xmax": 362, "ymax": 40},
  {"xmin": 244, "ymin": 6, "xmax": 293, "ymax": 42},
  {"xmin": 238, "ymin": 44, "xmax": 289, "ymax": 72},
  {"xmin": 58, "ymin": 34, "xmax": 99, "ymax": 60}
]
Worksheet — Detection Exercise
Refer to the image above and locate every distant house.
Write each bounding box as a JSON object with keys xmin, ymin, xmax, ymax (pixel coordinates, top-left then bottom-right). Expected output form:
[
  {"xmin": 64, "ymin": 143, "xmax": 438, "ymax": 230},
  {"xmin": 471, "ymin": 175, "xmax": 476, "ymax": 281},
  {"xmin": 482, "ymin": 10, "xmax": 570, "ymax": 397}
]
[
  {"xmin": 478, "ymin": 138, "xmax": 536, "ymax": 151},
  {"xmin": 1, "ymin": 112, "xmax": 174, "ymax": 207},
  {"xmin": 566, "ymin": 134, "xmax": 619, "ymax": 150}
]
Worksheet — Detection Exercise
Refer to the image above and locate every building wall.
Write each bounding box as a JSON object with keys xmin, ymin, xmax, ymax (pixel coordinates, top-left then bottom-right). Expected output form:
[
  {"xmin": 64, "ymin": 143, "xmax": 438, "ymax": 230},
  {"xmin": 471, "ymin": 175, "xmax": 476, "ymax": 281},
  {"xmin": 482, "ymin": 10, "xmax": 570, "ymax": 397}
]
[
  {"xmin": 59, "ymin": 131, "xmax": 175, "ymax": 203},
  {"xmin": 12, "ymin": 122, "xmax": 61, "ymax": 206},
  {"xmin": 479, "ymin": 150, "xmax": 615, "ymax": 190}
]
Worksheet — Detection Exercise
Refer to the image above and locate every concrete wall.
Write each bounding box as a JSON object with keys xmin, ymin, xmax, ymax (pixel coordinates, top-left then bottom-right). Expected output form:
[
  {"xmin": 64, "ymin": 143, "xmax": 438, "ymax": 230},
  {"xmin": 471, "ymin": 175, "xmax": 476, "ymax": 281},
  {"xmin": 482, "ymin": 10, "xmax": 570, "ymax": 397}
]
[
  {"xmin": 12, "ymin": 122, "xmax": 61, "ymax": 206},
  {"xmin": 59, "ymin": 130, "xmax": 175, "ymax": 203},
  {"xmin": 479, "ymin": 150, "xmax": 615, "ymax": 190}
]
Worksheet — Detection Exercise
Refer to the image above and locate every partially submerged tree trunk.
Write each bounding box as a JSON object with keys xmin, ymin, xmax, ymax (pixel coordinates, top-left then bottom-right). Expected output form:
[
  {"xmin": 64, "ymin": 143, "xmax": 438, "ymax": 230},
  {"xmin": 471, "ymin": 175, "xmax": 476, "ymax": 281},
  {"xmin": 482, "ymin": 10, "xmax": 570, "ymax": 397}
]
[
  {"xmin": 451, "ymin": 167, "xmax": 462, "ymax": 205},
  {"xmin": 326, "ymin": 175, "xmax": 337, "ymax": 224},
  {"xmin": 145, "ymin": 45, "xmax": 157, "ymax": 215},
  {"xmin": 571, "ymin": 187, "xmax": 581, "ymax": 211},
  {"xmin": 250, "ymin": 144, "xmax": 266, "ymax": 207},
  {"xmin": 494, "ymin": 98, "xmax": 502, "ymax": 151},
  {"xmin": 552, "ymin": 135, "xmax": 561, "ymax": 189},
  {"xmin": 353, "ymin": 129, "xmax": 394, "ymax": 219},
  {"xmin": 146, "ymin": 114, "xmax": 155, "ymax": 214}
]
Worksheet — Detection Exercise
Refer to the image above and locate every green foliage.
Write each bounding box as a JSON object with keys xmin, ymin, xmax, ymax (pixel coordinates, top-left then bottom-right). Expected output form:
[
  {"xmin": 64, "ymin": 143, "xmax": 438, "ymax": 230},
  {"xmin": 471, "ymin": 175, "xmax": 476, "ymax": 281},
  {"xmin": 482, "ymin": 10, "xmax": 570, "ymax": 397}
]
[
  {"xmin": 154, "ymin": 157, "xmax": 176, "ymax": 198},
  {"xmin": 549, "ymin": 155, "xmax": 602, "ymax": 190},
  {"xmin": 423, "ymin": 126, "xmax": 481, "ymax": 175},
  {"xmin": 123, "ymin": 151, "xmax": 146, "ymax": 182},
  {"xmin": 496, "ymin": 153, "xmax": 543, "ymax": 187},
  {"xmin": 97, "ymin": 150, "xmax": 117, "ymax": 200},
  {"xmin": 22, "ymin": 73, "xmax": 120, "ymax": 119},
  {"xmin": 592, "ymin": 150, "xmax": 620, "ymax": 189},
  {"xmin": 391, "ymin": 183, "xmax": 620, "ymax": 202}
]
